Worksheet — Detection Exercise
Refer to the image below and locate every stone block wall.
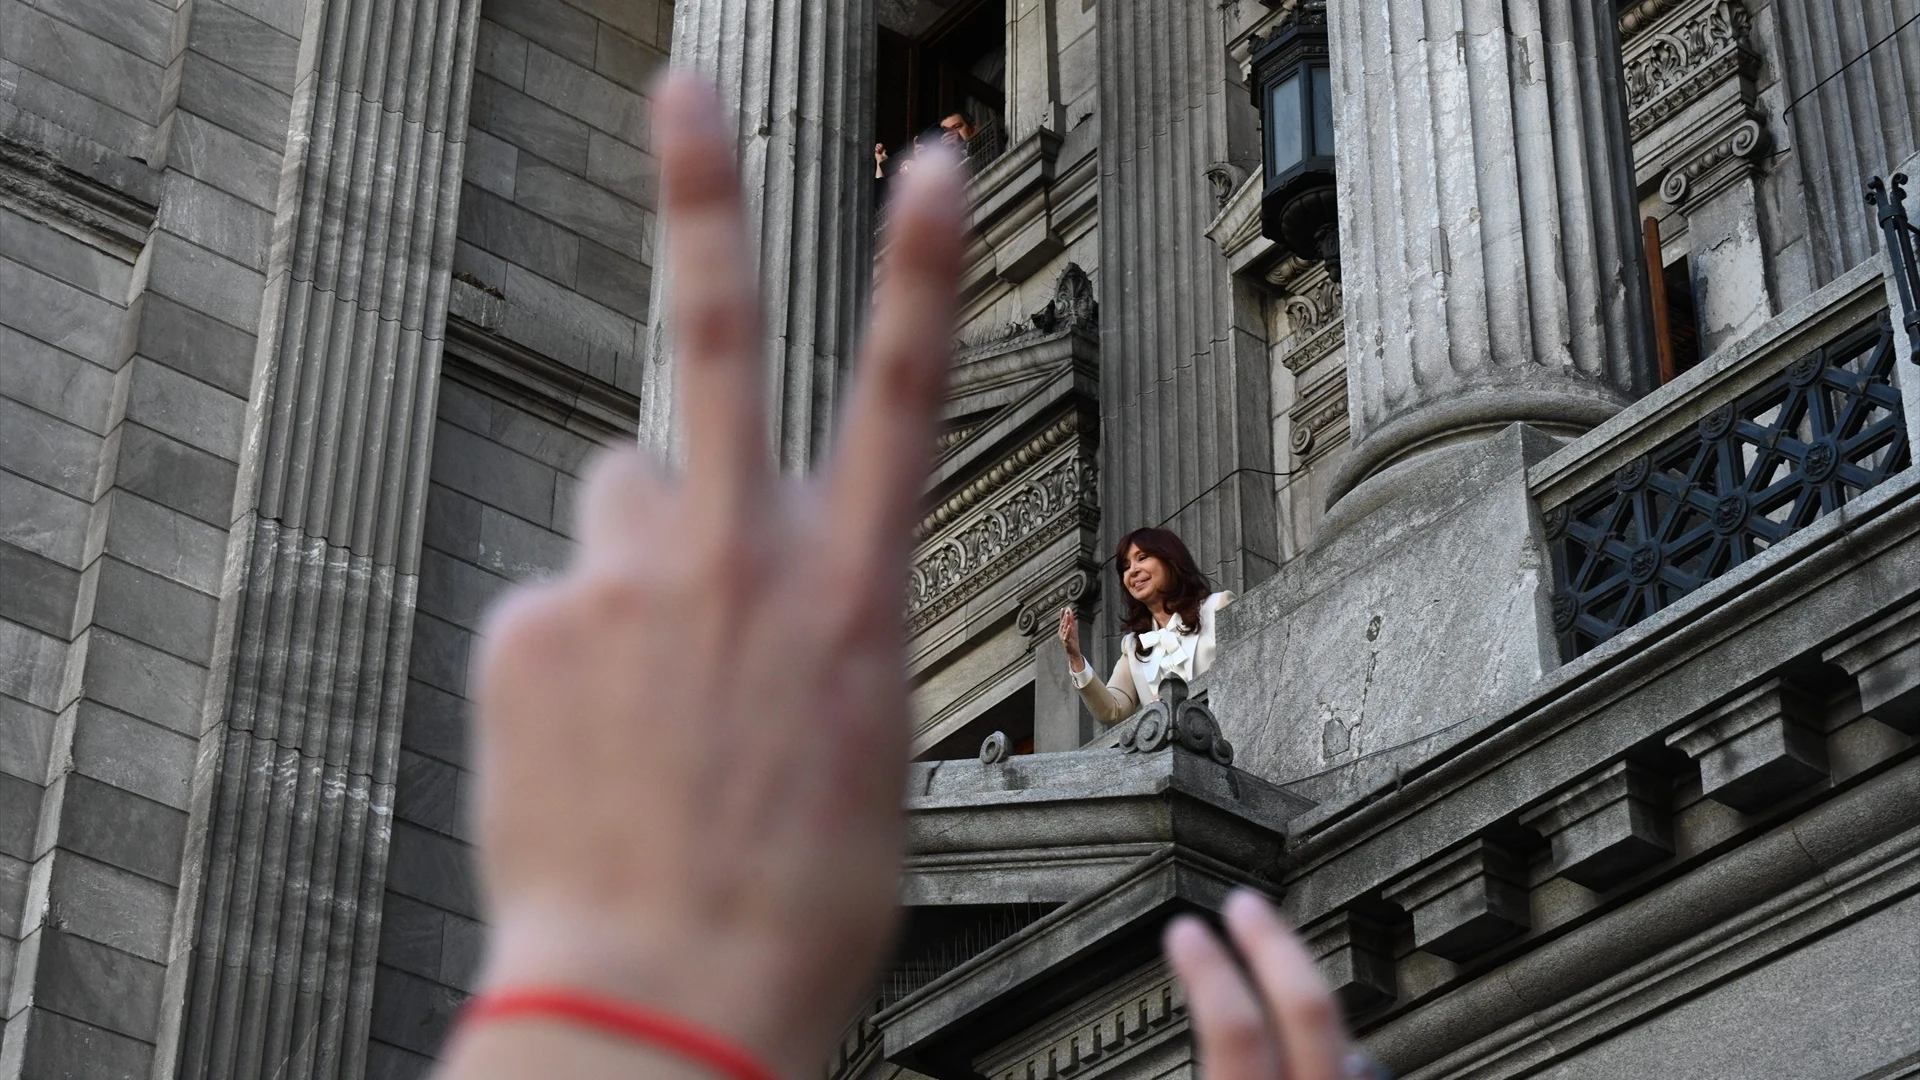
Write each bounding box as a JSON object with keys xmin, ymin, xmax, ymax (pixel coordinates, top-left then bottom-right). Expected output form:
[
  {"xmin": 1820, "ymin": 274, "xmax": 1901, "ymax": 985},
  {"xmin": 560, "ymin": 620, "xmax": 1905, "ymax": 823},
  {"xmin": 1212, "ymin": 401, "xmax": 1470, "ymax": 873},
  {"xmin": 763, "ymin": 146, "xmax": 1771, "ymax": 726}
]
[
  {"xmin": 0, "ymin": 0, "xmax": 312, "ymax": 1068},
  {"xmin": 453, "ymin": 0, "xmax": 670, "ymax": 372}
]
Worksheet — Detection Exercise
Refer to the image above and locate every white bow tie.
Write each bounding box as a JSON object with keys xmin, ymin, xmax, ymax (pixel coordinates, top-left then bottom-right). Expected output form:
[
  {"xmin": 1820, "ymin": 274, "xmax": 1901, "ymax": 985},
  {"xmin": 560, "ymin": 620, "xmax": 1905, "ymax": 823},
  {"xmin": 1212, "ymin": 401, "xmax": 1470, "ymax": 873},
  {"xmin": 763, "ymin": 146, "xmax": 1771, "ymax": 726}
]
[{"xmin": 1136, "ymin": 621, "xmax": 1197, "ymax": 693}]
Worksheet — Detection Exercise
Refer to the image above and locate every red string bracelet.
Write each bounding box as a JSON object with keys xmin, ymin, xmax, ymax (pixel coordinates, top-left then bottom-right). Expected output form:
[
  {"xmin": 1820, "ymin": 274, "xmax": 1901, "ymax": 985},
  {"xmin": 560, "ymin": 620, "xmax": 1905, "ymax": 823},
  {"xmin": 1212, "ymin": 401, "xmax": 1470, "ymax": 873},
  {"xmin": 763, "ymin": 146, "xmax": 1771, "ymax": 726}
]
[{"xmin": 460, "ymin": 988, "xmax": 780, "ymax": 1080}]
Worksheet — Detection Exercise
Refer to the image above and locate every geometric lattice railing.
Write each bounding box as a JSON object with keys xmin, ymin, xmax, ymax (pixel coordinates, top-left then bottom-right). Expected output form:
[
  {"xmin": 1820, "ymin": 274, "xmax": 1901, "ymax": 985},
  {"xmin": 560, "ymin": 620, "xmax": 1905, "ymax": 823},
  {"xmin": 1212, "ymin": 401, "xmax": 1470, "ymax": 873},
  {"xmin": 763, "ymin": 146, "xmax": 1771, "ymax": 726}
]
[{"xmin": 1547, "ymin": 311, "xmax": 1910, "ymax": 657}]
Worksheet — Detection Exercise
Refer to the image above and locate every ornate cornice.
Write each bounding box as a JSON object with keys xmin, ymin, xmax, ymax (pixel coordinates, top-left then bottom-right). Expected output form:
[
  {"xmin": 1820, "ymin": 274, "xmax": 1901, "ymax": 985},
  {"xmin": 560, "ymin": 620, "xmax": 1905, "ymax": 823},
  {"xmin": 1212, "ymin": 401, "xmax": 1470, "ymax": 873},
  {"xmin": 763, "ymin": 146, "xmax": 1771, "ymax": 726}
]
[
  {"xmin": 1622, "ymin": 0, "xmax": 1757, "ymax": 141},
  {"xmin": 908, "ymin": 450, "xmax": 1099, "ymax": 636},
  {"xmin": 0, "ymin": 134, "xmax": 154, "ymax": 260},
  {"xmin": 917, "ymin": 411, "xmax": 1089, "ymax": 540}
]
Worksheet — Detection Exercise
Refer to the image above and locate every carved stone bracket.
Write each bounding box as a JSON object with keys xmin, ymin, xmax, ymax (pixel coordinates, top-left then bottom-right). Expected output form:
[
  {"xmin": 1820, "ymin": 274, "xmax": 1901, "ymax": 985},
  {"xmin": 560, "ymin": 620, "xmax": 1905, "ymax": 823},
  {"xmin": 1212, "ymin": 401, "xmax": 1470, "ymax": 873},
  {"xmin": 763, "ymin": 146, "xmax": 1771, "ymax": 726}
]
[
  {"xmin": 1666, "ymin": 678, "xmax": 1829, "ymax": 813},
  {"xmin": 1278, "ymin": 266, "xmax": 1345, "ymax": 375},
  {"xmin": 1015, "ymin": 568, "xmax": 1099, "ymax": 636},
  {"xmin": 1520, "ymin": 761, "xmax": 1675, "ymax": 891},
  {"xmin": 1115, "ymin": 677, "xmax": 1235, "ymax": 764},
  {"xmin": 1382, "ymin": 839, "xmax": 1531, "ymax": 963},
  {"xmin": 1301, "ymin": 908, "xmax": 1397, "ymax": 1014},
  {"xmin": 1658, "ymin": 116, "xmax": 1767, "ymax": 206}
]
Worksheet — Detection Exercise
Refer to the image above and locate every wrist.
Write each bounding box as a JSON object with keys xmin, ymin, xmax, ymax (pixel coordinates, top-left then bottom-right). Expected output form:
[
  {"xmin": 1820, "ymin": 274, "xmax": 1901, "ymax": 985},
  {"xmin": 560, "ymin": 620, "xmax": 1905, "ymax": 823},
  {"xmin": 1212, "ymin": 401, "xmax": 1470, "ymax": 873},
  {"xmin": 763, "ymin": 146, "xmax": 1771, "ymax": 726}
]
[{"xmin": 480, "ymin": 907, "xmax": 815, "ymax": 1078}]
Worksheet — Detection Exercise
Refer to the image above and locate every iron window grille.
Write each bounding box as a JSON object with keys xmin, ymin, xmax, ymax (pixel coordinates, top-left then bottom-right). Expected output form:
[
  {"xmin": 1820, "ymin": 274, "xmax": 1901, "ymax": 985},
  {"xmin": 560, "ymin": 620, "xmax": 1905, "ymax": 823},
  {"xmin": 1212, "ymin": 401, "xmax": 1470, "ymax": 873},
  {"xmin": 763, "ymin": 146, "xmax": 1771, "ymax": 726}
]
[{"xmin": 1545, "ymin": 312, "xmax": 1911, "ymax": 658}]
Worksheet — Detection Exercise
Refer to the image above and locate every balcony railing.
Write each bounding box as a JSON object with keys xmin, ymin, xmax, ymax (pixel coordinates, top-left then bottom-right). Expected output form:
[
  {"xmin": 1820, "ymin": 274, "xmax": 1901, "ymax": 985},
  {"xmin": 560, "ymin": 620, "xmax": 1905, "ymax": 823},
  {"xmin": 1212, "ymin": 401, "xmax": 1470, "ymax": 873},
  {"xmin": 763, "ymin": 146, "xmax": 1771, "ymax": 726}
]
[
  {"xmin": 1538, "ymin": 176, "xmax": 1918, "ymax": 659},
  {"xmin": 1545, "ymin": 313, "xmax": 1908, "ymax": 657}
]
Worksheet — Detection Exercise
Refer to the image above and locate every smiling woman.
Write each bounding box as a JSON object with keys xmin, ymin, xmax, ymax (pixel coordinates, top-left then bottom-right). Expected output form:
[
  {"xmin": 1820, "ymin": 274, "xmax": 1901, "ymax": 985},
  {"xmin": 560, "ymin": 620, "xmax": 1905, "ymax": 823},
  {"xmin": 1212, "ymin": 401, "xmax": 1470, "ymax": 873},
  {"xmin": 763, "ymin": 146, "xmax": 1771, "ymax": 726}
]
[{"xmin": 1057, "ymin": 527, "xmax": 1235, "ymax": 724}]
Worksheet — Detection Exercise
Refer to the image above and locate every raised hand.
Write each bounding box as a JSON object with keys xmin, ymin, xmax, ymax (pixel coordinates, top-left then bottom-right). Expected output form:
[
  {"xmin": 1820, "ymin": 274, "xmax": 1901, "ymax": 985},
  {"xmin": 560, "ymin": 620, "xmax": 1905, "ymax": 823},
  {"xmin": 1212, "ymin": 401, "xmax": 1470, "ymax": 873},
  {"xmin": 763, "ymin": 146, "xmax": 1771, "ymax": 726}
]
[
  {"xmin": 1058, "ymin": 606, "xmax": 1086, "ymax": 672},
  {"xmin": 439, "ymin": 73, "xmax": 965, "ymax": 1080}
]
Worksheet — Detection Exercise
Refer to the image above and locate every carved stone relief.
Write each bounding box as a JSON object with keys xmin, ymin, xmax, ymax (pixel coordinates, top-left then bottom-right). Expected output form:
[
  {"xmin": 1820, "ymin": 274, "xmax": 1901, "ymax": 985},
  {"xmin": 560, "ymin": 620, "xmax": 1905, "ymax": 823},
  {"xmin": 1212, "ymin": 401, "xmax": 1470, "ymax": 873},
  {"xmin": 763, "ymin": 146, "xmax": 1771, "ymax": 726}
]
[
  {"xmin": 1621, "ymin": 0, "xmax": 1767, "ymax": 207},
  {"xmin": 909, "ymin": 420, "xmax": 1099, "ymax": 636}
]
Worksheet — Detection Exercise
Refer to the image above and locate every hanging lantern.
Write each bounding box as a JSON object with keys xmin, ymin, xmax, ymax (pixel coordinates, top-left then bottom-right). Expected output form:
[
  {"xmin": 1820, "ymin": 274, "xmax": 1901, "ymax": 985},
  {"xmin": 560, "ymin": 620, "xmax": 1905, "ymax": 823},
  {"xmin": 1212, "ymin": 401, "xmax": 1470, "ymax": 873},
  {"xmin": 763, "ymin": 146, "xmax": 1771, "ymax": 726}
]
[{"xmin": 1251, "ymin": 15, "xmax": 1339, "ymax": 277}]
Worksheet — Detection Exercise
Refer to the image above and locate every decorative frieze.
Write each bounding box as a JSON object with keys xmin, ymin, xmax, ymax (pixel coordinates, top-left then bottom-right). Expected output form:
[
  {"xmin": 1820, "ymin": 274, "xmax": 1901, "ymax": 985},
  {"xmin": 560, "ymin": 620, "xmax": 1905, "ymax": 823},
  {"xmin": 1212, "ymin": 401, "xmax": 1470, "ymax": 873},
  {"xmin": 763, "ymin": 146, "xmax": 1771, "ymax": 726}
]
[
  {"xmin": 1382, "ymin": 839, "xmax": 1531, "ymax": 963},
  {"xmin": 1621, "ymin": 0, "xmax": 1757, "ymax": 140},
  {"xmin": 1667, "ymin": 678, "xmax": 1828, "ymax": 813},
  {"xmin": 909, "ymin": 449, "xmax": 1098, "ymax": 636},
  {"xmin": 1521, "ymin": 761, "xmax": 1674, "ymax": 890},
  {"xmin": 917, "ymin": 413, "xmax": 1090, "ymax": 540}
]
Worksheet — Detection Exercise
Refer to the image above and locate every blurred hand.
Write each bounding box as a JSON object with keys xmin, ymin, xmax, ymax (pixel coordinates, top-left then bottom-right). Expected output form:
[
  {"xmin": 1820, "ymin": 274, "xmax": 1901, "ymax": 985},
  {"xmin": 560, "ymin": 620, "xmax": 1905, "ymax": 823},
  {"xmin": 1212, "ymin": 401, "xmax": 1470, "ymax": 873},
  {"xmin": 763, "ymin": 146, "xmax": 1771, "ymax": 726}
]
[
  {"xmin": 442, "ymin": 74, "xmax": 964, "ymax": 1080},
  {"xmin": 1058, "ymin": 607, "xmax": 1086, "ymax": 672},
  {"xmin": 1165, "ymin": 891, "xmax": 1361, "ymax": 1080}
]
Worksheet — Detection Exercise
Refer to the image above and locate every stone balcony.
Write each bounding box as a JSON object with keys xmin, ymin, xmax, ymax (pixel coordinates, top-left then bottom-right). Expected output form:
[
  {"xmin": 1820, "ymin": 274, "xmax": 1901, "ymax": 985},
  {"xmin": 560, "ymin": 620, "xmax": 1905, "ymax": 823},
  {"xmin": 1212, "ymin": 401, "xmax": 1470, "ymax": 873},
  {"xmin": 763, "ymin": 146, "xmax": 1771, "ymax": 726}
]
[{"xmin": 869, "ymin": 702, "xmax": 1313, "ymax": 1080}]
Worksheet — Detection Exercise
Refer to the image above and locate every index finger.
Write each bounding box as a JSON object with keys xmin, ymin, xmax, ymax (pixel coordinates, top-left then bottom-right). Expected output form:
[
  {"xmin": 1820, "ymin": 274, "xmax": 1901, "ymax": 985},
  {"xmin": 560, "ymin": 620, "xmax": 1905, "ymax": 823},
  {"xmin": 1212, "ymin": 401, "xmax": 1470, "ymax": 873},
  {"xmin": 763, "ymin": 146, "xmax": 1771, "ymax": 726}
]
[
  {"xmin": 653, "ymin": 74, "xmax": 770, "ymax": 524},
  {"xmin": 825, "ymin": 151, "xmax": 966, "ymax": 573}
]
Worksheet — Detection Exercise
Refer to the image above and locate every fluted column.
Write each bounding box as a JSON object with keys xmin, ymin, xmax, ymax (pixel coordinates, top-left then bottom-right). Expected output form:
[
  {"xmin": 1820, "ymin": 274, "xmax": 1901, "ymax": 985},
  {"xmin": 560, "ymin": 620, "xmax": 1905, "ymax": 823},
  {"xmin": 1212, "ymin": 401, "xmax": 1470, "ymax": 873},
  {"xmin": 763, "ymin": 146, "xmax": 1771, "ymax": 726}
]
[
  {"xmin": 1097, "ymin": 1, "xmax": 1280, "ymax": 595},
  {"xmin": 175, "ymin": 0, "xmax": 479, "ymax": 1078},
  {"xmin": 1326, "ymin": 0, "xmax": 1655, "ymax": 505},
  {"xmin": 638, "ymin": 0, "xmax": 876, "ymax": 471}
]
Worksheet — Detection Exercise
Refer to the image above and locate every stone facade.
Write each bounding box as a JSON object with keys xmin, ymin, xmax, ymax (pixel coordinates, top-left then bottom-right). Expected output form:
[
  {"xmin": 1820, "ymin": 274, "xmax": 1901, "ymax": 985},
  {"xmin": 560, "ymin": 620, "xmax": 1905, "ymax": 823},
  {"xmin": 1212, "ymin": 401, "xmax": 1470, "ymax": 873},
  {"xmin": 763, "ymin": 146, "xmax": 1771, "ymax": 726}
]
[{"xmin": 2, "ymin": 0, "xmax": 1918, "ymax": 1079}]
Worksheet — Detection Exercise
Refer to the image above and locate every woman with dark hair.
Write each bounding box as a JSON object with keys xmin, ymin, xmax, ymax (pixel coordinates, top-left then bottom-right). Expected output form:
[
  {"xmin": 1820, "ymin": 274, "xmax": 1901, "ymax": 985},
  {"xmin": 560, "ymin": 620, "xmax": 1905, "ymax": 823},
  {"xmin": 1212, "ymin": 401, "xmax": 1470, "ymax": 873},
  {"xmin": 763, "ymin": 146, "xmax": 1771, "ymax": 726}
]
[{"xmin": 1057, "ymin": 527, "xmax": 1235, "ymax": 723}]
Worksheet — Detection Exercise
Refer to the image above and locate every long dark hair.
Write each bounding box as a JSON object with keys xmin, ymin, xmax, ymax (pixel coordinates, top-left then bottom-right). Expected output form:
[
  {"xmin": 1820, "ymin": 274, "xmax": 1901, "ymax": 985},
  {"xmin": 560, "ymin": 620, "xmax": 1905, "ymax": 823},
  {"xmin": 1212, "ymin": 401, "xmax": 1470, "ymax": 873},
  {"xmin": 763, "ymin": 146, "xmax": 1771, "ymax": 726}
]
[{"xmin": 1114, "ymin": 527, "xmax": 1212, "ymax": 658}]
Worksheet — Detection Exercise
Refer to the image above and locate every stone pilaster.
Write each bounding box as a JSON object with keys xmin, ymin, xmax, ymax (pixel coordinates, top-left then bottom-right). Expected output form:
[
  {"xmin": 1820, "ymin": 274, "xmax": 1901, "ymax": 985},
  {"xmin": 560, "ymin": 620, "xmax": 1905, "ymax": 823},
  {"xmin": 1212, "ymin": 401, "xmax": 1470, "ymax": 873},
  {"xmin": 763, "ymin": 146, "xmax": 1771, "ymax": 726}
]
[
  {"xmin": 1097, "ymin": 0, "xmax": 1279, "ymax": 595},
  {"xmin": 1624, "ymin": 0, "xmax": 1775, "ymax": 355},
  {"xmin": 638, "ymin": 0, "xmax": 876, "ymax": 471},
  {"xmin": 1327, "ymin": 0, "xmax": 1655, "ymax": 505},
  {"xmin": 173, "ymin": 1, "xmax": 481, "ymax": 1077}
]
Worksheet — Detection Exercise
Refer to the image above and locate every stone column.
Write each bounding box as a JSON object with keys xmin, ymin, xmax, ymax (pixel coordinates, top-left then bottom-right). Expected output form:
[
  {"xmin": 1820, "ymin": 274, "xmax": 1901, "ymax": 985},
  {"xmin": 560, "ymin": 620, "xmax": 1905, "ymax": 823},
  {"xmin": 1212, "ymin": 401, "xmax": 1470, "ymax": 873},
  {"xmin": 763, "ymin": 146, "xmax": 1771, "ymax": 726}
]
[
  {"xmin": 638, "ymin": 0, "xmax": 876, "ymax": 471},
  {"xmin": 1326, "ymin": 0, "xmax": 1656, "ymax": 508},
  {"xmin": 172, "ymin": 1, "xmax": 481, "ymax": 1078},
  {"xmin": 1097, "ymin": 0, "xmax": 1280, "ymax": 596}
]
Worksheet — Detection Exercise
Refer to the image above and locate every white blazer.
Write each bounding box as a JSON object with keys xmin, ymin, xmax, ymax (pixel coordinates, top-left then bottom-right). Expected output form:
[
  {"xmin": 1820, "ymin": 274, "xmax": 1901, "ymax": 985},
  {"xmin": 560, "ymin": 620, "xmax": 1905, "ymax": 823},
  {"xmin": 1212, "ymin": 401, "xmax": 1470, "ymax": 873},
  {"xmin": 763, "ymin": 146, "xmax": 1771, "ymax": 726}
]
[{"xmin": 1070, "ymin": 591, "xmax": 1234, "ymax": 723}]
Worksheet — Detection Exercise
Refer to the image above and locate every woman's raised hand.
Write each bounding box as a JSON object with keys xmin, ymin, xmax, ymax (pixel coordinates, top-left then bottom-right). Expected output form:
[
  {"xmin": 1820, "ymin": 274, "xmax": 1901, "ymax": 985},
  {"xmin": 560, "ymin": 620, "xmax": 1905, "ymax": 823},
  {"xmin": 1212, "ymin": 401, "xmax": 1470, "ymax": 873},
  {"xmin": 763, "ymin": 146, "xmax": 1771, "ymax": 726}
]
[
  {"xmin": 440, "ymin": 73, "xmax": 964, "ymax": 1080},
  {"xmin": 1058, "ymin": 606, "xmax": 1085, "ymax": 671}
]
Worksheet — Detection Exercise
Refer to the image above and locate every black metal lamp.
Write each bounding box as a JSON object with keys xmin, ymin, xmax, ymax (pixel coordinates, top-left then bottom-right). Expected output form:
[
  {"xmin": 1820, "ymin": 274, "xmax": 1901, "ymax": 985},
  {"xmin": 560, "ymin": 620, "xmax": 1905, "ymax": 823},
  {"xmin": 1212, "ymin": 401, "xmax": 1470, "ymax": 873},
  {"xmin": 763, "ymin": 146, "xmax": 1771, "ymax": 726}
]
[{"xmin": 1251, "ymin": 16, "xmax": 1339, "ymax": 277}]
